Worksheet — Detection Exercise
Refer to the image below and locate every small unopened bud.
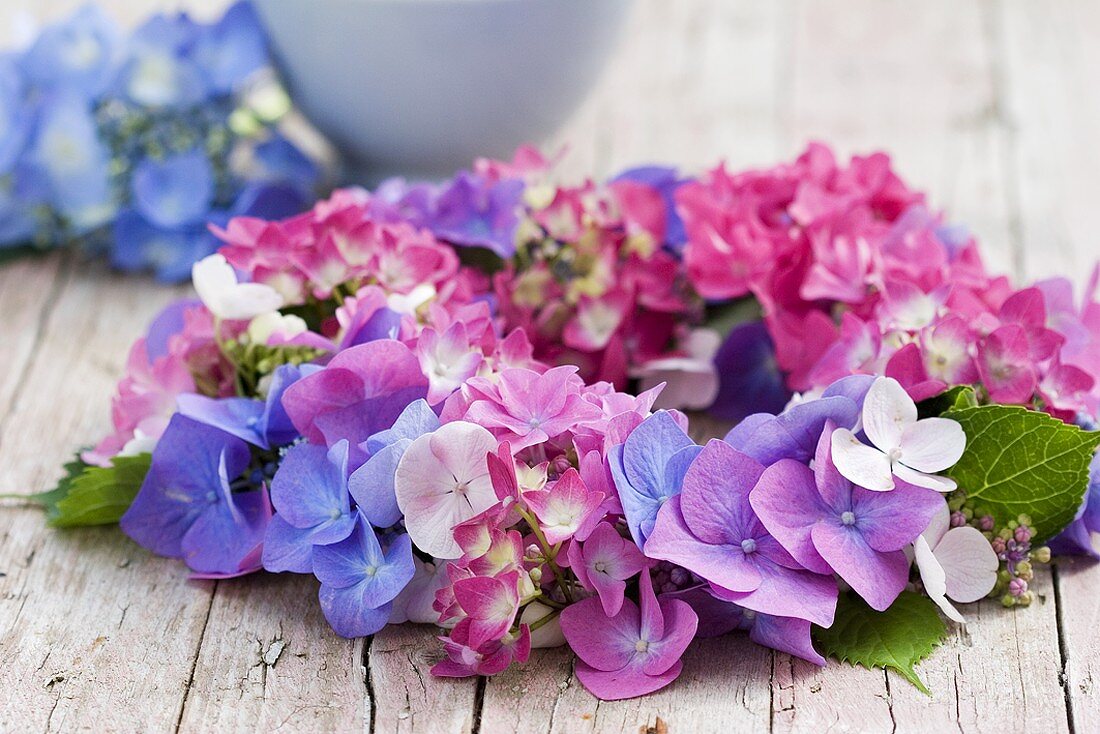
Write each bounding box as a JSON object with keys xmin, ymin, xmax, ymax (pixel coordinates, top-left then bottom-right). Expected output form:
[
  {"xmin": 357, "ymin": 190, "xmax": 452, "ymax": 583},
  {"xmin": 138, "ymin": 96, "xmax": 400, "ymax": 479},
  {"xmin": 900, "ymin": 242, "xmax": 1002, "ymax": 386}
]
[
  {"xmin": 1033, "ymin": 546, "xmax": 1052, "ymax": 564},
  {"xmin": 1001, "ymin": 594, "xmax": 1017, "ymax": 607},
  {"xmin": 979, "ymin": 515, "xmax": 995, "ymax": 531},
  {"xmin": 529, "ymin": 567, "xmax": 543, "ymax": 583}
]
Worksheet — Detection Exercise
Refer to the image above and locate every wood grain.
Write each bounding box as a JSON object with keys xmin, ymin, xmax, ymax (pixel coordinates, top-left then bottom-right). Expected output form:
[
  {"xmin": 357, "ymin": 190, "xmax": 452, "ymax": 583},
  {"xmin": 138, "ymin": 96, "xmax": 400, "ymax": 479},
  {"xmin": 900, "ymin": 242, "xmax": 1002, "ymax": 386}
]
[{"xmin": 0, "ymin": 0, "xmax": 1098, "ymax": 731}]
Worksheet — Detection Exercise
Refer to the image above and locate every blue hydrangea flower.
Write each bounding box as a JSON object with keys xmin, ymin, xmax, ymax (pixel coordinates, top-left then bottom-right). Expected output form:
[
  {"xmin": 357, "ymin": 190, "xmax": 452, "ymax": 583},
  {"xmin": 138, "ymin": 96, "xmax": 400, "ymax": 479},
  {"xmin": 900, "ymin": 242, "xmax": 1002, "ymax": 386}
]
[
  {"xmin": 120, "ymin": 415, "xmax": 269, "ymax": 575},
  {"xmin": 263, "ymin": 440, "xmax": 358, "ymax": 574},
  {"xmin": 131, "ymin": 148, "xmax": 216, "ymax": 229},
  {"xmin": 429, "ymin": 171, "xmax": 524, "ymax": 257},
  {"xmin": 26, "ymin": 94, "xmax": 113, "ymax": 231},
  {"xmin": 20, "ymin": 5, "xmax": 121, "ymax": 100},
  {"xmin": 608, "ymin": 410, "xmax": 702, "ymax": 548},
  {"xmin": 314, "ymin": 514, "xmax": 416, "ymax": 637}
]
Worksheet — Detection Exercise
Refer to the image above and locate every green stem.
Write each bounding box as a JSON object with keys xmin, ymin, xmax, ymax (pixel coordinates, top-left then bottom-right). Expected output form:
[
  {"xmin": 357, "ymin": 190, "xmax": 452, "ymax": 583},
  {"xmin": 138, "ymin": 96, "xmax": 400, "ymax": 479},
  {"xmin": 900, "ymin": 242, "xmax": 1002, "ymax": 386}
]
[{"xmin": 518, "ymin": 507, "xmax": 573, "ymax": 603}]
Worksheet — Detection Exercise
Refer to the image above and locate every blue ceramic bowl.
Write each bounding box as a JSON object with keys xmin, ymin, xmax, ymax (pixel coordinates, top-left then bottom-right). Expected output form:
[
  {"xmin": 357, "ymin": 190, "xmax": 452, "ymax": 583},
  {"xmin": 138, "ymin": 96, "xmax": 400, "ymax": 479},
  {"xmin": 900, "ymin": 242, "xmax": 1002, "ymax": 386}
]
[{"xmin": 253, "ymin": 0, "xmax": 634, "ymax": 182}]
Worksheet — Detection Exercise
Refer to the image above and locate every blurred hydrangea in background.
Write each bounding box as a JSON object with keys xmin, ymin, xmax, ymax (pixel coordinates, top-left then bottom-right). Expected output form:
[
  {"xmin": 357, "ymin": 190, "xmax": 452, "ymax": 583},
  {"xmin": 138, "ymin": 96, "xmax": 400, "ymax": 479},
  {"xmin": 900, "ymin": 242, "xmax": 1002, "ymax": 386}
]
[{"xmin": 0, "ymin": 2, "xmax": 328, "ymax": 281}]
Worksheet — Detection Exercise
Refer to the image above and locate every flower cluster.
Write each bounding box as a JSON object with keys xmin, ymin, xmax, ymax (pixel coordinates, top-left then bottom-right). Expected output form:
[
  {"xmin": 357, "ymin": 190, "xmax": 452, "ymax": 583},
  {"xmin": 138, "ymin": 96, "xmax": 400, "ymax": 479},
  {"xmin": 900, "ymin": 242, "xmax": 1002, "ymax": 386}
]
[
  {"xmin": 677, "ymin": 144, "xmax": 1100, "ymax": 423},
  {"xmin": 41, "ymin": 144, "xmax": 1100, "ymax": 702},
  {"xmin": 0, "ymin": 2, "xmax": 323, "ymax": 279}
]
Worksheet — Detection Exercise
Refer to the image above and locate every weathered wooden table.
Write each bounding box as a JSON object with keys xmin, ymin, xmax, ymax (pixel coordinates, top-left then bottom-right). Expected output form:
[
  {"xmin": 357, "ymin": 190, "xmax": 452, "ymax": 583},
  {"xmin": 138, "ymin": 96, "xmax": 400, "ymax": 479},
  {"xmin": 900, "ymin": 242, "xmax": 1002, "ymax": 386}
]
[{"xmin": 3, "ymin": 1, "xmax": 1099, "ymax": 731}]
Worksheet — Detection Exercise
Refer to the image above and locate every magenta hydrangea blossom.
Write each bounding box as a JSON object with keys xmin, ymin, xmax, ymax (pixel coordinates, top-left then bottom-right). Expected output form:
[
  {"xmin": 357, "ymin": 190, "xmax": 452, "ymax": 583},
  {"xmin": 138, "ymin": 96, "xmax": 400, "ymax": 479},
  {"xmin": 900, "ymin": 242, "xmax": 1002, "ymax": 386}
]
[
  {"xmin": 644, "ymin": 439, "xmax": 838, "ymax": 627},
  {"xmin": 751, "ymin": 424, "xmax": 943, "ymax": 610},
  {"xmin": 461, "ymin": 365, "xmax": 603, "ymax": 451},
  {"xmin": 560, "ymin": 570, "xmax": 698, "ymax": 700},
  {"xmin": 565, "ymin": 521, "xmax": 649, "ymax": 616}
]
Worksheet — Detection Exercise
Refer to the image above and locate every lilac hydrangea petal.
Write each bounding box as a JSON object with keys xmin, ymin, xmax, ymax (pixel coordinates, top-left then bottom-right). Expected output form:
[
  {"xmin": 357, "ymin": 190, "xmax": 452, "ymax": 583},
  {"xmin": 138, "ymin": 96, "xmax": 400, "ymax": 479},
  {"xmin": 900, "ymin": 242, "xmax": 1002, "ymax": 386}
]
[
  {"xmin": 642, "ymin": 598, "xmax": 698, "ymax": 676},
  {"xmin": 365, "ymin": 399, "xmax": 441, "ymax": 453},
  {"xmin": 348, "ymin": 439, "xmax": 408, "ymax": 528},
  {"xmin": 314, "ymin": 387, "xmax": 429, "ymax": 466},
  {"xmin": 726, "ymin": 394, "xmax": 863, "ymax": 466},
  {"xmin": 574, "ymin": 659, "xmax": 684, "ymax": 702},
  {"xmin": 749, "ymin": 614, "xmax": 826, "ymax": 666},
  {"xmin": 711, "ymin": 559, "xmax": 837, "ymax": 628},
  {"xmin": 622, "ymin": 411, "xmax": 696, "ymax": 497},
  {"xmin": 665, "ymin": 587, "xmax": 745, "ymax": 638},
  {"xmin": 609, "ymin": 444, "xmax": 660, "ymax": 548},
  {"xmin": 820, "ymin": 374, "xmax": 876, "ymax": 406},
  {"xmin": 181, "ymin": 485, "xmax": 269, "ymax": 574},
  {"xmin": 678, "ymin": 440, "xmax": 764, "ymax": 546},
  {"xmin": 810, "ymin": 523, "xmax": 908, "ymax": 611},
  {"xmin": 318, "ymin": 590, "xmax": 392, "ymax": 638},
  {"xmin": 313, "ymin": 521, "xmax": 415, "ymax": 607},
  {"xmin": 645, "ymin": 497, "xmax": 762, "ymax": 593},
  {"xmin": 850, "ymin": 484, "xmax": 943, "ymax": 553},
  {"xmin": 260, "ymin": 363, "xmax": 308, "ymax": 447},
  {"xmin": 749, "ymin": 460, "xmax": 832, "ymax": 575}
]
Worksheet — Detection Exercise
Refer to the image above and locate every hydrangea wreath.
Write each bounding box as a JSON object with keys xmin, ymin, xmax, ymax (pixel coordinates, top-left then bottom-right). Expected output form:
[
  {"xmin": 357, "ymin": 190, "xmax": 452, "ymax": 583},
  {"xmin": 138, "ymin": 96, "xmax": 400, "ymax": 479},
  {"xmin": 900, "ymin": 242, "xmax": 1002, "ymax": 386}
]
[
  {"xmin": 0, "ymin": 2, "xmax": 325, "ymax": 279},
  {"xmin": 25, "ymin": 145, "xmax": 1100, "ymax": 700}
]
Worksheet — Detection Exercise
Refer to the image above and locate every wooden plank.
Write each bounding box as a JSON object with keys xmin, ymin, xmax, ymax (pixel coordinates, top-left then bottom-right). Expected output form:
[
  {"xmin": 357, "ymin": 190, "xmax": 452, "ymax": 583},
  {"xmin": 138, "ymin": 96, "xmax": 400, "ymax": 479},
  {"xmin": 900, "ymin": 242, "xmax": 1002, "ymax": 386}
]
[
  {"xmin": 999, "ymin": 3, "xmax": 1100, "ymax": 732},
  {"xmin": 367, "ymin": 624, "xmax": 479, "ymax": 734},
  {"xmin": 176, "ymin": 574, "xmax": 368, "ymax": 732},
  {"xmin": 1000, "ymin": 0, "xmax": 1100, "ymax": 288},
  {"xmin": 0, "ymin": 255, "xmax": 64, "ymax": 422},
  {"xmin": 0, "ymin": 262, "xmax": 209, "ymax": 732}
]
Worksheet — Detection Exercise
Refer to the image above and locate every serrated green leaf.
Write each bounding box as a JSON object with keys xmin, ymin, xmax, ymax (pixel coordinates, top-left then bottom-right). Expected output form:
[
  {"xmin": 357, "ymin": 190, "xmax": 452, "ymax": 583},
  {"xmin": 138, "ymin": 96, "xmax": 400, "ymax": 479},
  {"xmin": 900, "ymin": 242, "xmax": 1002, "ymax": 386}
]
[
  {"xmin": 943, "ymin": 404, "xmax": 1100, "ymax": 541},
  {"xmin": 813, "ymin": 591, "xmax": 947, "ymax": 694},
  {"xmin": 48, "ymin": 453, "xmax": 152, "ymax": 528}
]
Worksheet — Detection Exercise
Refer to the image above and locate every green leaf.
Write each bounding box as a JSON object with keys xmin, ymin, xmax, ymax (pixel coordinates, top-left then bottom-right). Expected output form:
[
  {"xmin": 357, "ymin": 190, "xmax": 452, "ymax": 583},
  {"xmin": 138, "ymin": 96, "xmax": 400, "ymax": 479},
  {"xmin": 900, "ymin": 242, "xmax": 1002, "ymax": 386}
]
[
  {"xmin": 917, "ymin": 385, "xmax": 977, "ymax": 419},
  {"xmin": 942, "ymin": 404, "xmax": 1100, "ymax": 541},
  {"xmin": 48, "ymin": 453, "xmax": 152, "ymax": 528},
  {"xmin": 7, "ymin": 450, "xmax": 90, "ymax": 517},
  {"xmin": 813, "ymin": 591, "xmax": 947, "ymax": 694}
]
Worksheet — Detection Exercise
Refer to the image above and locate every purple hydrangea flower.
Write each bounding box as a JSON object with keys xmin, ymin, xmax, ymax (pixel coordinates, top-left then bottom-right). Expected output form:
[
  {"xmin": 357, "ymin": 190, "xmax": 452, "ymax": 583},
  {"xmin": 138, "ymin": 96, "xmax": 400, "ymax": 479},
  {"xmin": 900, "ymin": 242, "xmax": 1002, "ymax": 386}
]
[
  {"xmin": 560, "ymin": 570, "xmax": 698, "ymax": 700},
  {"xmin": 120, "ymin": 415, "xmax": 270, "ymax": 575},
  {"xmin": 644, "ymin": 439, "xmax": 838, "ymax": 627},
  {"xmin": 750, "ymin": 423, "xmax": 944, "ymax": 610},
  {"xmin": 608, "ymin": 410, "xmax": 702, "ymax": 548},
  {"xmin": 314, "ymin": 514, "xmax": 416, "ymax": 637},
  {"xmin": 428, "ymin": 171, "xmax": 524, "ymax": 258},
  {"xmin": 668, "ymin": 586, "xmax": 824, "ymax": 666},
  {"xmin": 262, "ymin": 439, "xmax": 357, "ymax": 574},
  {"xmin": 724, "ymin": 374, "xmax": 874, "ymax": 466},
  {"xmin": 707, "ymin": 320, "xmax": 792, "ymax": 424},
  {"xmin": 1050, "ymin": 452, "xmax": 1100, "ymax": 557},
  {"xmin": 281, "ymin": 340, "xmax": 429, "ymax": 466}
]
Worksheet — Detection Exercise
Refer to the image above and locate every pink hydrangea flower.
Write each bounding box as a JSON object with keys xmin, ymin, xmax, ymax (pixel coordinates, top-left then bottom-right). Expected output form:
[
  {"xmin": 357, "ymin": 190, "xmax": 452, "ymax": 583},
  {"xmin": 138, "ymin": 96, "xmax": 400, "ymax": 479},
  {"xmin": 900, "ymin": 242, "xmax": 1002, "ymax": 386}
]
[{"xmin": 560, "ymin": 570, "xmax": 698, "ymax": 700}]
